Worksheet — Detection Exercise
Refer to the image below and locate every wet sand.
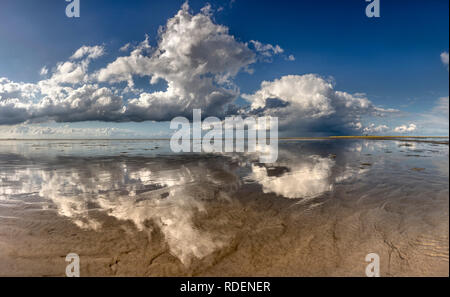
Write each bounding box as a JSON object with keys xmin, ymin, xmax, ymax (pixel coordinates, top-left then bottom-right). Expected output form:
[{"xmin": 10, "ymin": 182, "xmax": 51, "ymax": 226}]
[{"xmin": 0, "ymin": 139, "xmax": 448, "ymax": 276}]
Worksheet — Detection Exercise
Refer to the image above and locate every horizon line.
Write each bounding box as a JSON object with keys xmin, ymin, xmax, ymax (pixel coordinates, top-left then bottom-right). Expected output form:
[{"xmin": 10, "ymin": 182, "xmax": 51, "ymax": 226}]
[{"xmin": 0, "ymin": 136, "xmax": 448, "ymax": 141}]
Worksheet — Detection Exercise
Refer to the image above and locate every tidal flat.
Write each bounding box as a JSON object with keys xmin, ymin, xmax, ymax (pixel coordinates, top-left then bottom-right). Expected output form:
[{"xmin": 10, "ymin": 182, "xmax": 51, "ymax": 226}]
[{"xmin": 0, "ymin": 138, "xmax": 448, "ymax": 276}]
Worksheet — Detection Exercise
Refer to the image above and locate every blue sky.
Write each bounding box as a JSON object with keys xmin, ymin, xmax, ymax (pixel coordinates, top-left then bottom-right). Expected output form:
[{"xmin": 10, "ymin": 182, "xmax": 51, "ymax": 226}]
[{"xmin": 0, "ymin": 0, "xmax": 448, "ymax": 138}]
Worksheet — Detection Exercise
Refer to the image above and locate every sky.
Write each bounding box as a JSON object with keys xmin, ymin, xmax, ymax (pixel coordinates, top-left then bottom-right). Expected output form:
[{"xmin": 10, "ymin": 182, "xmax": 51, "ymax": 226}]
[{"xmin": 0, "ymin": 0, "xmax": 448, "ymax": 138}]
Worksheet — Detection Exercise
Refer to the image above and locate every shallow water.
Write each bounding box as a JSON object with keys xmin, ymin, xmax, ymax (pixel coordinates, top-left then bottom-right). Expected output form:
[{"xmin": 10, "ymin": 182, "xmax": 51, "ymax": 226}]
[{"xmin": 0, "ymin": 139, "xmax": 448, "ymax": 276}]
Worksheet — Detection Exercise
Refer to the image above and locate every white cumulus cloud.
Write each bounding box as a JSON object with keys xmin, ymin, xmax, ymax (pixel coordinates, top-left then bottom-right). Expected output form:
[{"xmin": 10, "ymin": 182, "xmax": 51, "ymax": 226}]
[
  {"xmin": 441, "ymin": 51, "xmax": 449, "ymax": 70},
  {"xmin": 363, "ymin": 124, "xmax": 389, "ymax": 134},
  {"xmin": 70, "ymin": 45, "xmax": 105, "ymax": 60},
  {"xmin": 394, "ymin": 123, "xmax": 417, "ymax": 133},
  {"xmin": 242, "ymin": 74, "xmax": 397, "ymax": 135},
  {"xmin": 0, "ymin": 3, "xmax": 401, "ymax": 137},
  {"xmin": 39, "ymin": 66, "xmax": 49, "ymax": 76}
]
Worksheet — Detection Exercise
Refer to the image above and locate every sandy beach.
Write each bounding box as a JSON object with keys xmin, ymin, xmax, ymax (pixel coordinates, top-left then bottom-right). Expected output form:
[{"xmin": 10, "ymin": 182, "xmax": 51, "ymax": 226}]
[{"xmin": 0, "ymin": 138, "xmax": 448, "ymax": 276}]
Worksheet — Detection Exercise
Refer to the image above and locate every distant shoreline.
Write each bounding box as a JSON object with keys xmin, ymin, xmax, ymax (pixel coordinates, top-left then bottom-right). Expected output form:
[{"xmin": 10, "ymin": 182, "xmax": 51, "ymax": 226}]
[{"xmin": 0, "ymin": 136, "xmax": 448, "ymax": 141}]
